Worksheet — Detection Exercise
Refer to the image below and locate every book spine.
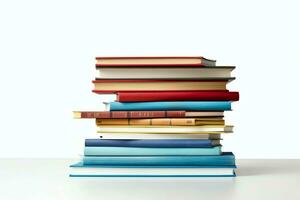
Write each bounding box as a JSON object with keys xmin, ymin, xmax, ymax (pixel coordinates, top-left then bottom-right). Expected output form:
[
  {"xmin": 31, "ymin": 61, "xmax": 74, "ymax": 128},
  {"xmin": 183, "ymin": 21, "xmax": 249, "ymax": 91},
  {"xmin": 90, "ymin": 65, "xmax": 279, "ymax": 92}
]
[
  {"xmin": 84, "ymin": 146, "xmax": 221, "ymax": 156},
  {"xmin": 75, "ymin": 111, "xmax": 186, "ymax": 119},
  {"xmin": 117, "ymin": 91, "xmax": 239, "ymax": 102},
  {"xmin": 109, "ymin": 101, "xmax": 232, "ymax": 111},
  {"xmin": 96, "ymin": 118, "xmax": 196, "ymax": 126},
  {"xmin": 85, "ymin": 139, "xmax": 215, "ymax": 148},
  {"xmin": 82, "ymin": 153, "xmax": 235, "ymax": 166}
]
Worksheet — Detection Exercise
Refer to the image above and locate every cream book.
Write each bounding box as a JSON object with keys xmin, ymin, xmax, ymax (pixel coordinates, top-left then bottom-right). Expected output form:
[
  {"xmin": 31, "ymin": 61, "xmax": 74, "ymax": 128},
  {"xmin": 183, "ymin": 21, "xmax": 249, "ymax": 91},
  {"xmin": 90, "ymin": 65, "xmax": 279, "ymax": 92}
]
[
  {"xmin": 97, "ymin": 125, "xmax": 233, "ymax": 134},
  {"xmin": 98, "ymin": 133, "xmax": 222, "ymax": 140},
  {"xmin": 95, "ymin": 56, "xmax": 216, "ymax": 66}
]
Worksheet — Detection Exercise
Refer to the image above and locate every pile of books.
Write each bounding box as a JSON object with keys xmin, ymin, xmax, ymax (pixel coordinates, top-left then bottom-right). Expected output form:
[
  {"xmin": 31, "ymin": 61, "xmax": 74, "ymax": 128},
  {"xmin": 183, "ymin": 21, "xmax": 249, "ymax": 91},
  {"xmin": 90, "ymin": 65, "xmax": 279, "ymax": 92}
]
[{"xmin": 70, "ymin": 56, "xmax": 239, "ymax": 177}]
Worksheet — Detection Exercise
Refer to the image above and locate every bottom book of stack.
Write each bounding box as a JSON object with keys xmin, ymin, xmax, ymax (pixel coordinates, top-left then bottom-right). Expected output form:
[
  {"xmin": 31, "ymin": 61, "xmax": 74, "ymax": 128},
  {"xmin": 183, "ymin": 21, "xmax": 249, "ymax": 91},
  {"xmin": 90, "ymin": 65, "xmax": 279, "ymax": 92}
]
[{"xmin": 70, "ymin": 139, "xmax": 236, "ymax": 177}]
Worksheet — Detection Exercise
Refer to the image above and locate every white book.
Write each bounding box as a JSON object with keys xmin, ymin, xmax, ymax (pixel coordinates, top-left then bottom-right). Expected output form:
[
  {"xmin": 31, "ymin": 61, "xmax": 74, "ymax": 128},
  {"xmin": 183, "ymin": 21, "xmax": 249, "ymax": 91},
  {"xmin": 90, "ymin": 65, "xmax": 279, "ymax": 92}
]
[
  {"xmin": 70, "ymin": 164, "xmax": 236, "ymax": 177},
  {"xmin": 96, "ymin": 67, "xmax": 234, "ymax": 79},
  {"xmin": 98, "ymin": 133, "xmax": 221, "ymax": 140},
  {"xmin": 97, "ymin": 125, "xmax": 233, "ymax": 133}
]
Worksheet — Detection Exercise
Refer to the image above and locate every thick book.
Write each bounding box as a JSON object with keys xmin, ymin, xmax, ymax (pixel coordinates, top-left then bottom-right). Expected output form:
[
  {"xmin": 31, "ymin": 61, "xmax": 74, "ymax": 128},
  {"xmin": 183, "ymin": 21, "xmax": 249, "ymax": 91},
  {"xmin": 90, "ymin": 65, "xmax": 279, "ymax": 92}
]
[
  {"xmin": 84, "ymin": 146, "xmax": 221, "ymax": 156},
  {"xmin": 95, "ymin": 118, "xmax": 224, "ymax": 126},
  {"xmin": 73, "ymin": 111, "xmax": 224, "ymax": 119},
  {"xmin": 117, "ymin": 91, "xmax": 239, "ymax": 102},
  {"xmin": 70, "ymin": 163, "xmax": 236, "ymax": 177},
  {"xmin": 98, "ymin": 133, "xmax": 221, "ymax": 140},
  {"xmin": 96, "ymin": 66, "xmax": 234, "ymax": 79},
  {"xmin": 97, "ymin": 125, "xmax": 233, "ymax": 134},
  {"xmin": 85, "ymin": 139, "xmax": 220, "ymax": 148},
  {"xmin": 95, "ymin": 56, "xmax": 216, "ymax": 67},
  {"xmin": 107, "ymin": 101, "xmax": 231, "ymax": 111},
  {"xmin": 82, "ymin": 152, "xmax": 235, "ymax": 166},
  {"xmin": 92, "ymin": 79, "xmax": 230, "ymax": 93}
]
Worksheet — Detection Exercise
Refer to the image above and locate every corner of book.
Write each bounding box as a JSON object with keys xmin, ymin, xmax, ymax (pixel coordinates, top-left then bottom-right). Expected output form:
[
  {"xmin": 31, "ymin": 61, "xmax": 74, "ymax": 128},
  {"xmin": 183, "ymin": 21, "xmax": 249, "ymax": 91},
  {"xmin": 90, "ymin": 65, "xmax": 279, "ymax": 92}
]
[{"xmin": 73, "ymin": 111, "xmax": 81, "ymax": 119}]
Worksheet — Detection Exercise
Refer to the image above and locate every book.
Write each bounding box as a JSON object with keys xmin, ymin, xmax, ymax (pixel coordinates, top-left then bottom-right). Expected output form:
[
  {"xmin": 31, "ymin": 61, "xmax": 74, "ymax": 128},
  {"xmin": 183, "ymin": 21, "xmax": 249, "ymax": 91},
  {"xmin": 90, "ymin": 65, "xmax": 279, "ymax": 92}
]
[
  {"xmin": 98, "ymin": 133, "xmax": 222, "ymax": 140},
  {"xmin": 96, "ymin": 66, "xmax": 234, "ymax": 79},
  {"xmin": 92, "ymin": 80, "xmax": 230, "ymax": 93},
  {"xmin": 84, "ymin": 146, "xmax": 222, "ymax": 156},
  {"xmin": 85, "ymin": 139, "xmax": 220, "ymax": 147},
  {"xmin": 95, "ymin": 118, "xmax": 224, "ymax": 126},
  {"xmin": 107, "ymin": 101, "xmax": 231, "ymax": 111},
  {"xmin": 73, "ymin": 111, "xmax": 224, "ymax": 119},
  {"xmin": 70, "ymin": 163, "xmax": 236, "ymax": 177},
  {"xmin": 97, "ymin": 125, "xmax": 233, "ymax": 133},
  {"xmin": 82, "ymin": 152, "xmax": 235, "ymax": 166},
  {"xmin": 117, "ymin": 91, "xmax": 239, "ymax": 102},
  {"xmin": 95, "ymin": 56, "xmax": 216, "ymax": 66}
]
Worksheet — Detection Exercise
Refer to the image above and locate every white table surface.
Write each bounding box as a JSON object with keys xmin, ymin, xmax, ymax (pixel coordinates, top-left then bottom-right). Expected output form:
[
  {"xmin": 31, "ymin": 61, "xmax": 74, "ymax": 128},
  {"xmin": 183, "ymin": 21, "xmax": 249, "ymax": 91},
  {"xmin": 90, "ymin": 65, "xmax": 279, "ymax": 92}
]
[{"xmin": 1, "ymin": 159, "xmax": 300, "ymax": 200}]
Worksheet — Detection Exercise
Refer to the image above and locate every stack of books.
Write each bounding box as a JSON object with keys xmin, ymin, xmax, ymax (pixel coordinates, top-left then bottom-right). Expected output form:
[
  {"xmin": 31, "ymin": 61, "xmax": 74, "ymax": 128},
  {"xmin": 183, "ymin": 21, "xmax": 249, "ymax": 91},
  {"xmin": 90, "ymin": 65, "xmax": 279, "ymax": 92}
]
[{"xmin": 70, "ymin": 56, "xmax": 239, "ymax": 177}]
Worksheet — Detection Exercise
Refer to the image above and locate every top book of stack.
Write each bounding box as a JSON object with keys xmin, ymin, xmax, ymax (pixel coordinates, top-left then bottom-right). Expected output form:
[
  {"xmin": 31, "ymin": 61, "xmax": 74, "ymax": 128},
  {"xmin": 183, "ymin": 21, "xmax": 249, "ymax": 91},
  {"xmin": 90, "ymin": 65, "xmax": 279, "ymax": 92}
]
[
  {"xmin": 95, "ymin": 57, "xmax": 234, "ymax": 80},
  {"xmin": 95, "ymin": 56, "xmax": 216, "ymax": 67}
]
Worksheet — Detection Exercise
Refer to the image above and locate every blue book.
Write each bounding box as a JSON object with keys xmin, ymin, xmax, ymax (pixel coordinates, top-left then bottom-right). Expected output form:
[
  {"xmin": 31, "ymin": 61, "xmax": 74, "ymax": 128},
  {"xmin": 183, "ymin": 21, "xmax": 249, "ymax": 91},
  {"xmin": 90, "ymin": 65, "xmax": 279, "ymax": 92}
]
[
  {"xmin": 83, "ymin": 152, "xmax": 235, "ymax": 166},
  {"xmin": 85, "ymin": 139, "xmax": 218, "ymax": 148},
  {"xmin": 69, "ymin": 162, "xmax": 236, "ymax": 177},
  {"xmin": 108, "ymin": 101, "xmax": 231, "ymax": 111},
  {"xmin": 84, "ymin": 146, "xmax": 221, "ymax": 156}
]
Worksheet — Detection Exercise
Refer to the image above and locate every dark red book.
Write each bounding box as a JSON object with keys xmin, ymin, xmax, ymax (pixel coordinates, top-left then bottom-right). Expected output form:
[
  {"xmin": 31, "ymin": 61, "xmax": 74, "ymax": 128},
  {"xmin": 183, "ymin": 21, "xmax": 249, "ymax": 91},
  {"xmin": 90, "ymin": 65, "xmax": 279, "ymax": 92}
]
[
  {"xmin": 73, "ymin": 111, "xmax": 186, "ymax": 119},
  {"xmin": 117, "ymin": 91, "xmax": 239, "ymax": 102}
]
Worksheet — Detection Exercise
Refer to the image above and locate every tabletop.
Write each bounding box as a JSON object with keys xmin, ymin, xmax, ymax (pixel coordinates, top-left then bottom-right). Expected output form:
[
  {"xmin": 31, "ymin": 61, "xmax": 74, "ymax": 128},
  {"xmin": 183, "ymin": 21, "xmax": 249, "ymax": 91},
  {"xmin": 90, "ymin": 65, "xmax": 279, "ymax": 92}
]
[{"xmin": 1, "ymin": 159, "xmax": 300, "ymax": 200}]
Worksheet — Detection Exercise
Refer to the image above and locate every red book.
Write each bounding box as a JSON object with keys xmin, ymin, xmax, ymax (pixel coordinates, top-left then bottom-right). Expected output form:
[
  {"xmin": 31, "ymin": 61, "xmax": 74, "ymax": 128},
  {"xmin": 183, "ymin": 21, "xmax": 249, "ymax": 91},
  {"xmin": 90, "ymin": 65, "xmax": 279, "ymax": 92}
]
[
  {"xmin": 73, "ymin": 111, "xmax": 186, "ymax": 119},
  {"xmin": 117, "ymin": 91, "xmax": 239, "ymax": 102}
]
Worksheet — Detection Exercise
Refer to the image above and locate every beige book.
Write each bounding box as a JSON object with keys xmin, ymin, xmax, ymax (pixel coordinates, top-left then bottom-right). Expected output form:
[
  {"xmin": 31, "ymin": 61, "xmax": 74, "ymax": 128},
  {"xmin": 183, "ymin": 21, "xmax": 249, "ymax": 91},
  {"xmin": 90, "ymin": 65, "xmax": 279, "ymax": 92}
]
[{"xmin": 96, "ymin": 118, "xmax": 224, "ymax": 126}]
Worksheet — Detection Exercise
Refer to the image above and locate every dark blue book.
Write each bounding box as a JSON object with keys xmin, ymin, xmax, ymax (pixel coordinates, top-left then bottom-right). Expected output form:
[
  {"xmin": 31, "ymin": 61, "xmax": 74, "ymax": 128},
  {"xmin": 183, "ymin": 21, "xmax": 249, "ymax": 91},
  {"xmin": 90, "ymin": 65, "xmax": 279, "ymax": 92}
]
[
  {"xmin": 107, "ymin": 101, "xmax": 231, "ymax": 111},
  {"xmin": 85, "ymin": 139, "xmax": 220, "ymax": 148},
  {"xmin": 82, "ymin": 152, "xmax": 235, "ymax": 166}
]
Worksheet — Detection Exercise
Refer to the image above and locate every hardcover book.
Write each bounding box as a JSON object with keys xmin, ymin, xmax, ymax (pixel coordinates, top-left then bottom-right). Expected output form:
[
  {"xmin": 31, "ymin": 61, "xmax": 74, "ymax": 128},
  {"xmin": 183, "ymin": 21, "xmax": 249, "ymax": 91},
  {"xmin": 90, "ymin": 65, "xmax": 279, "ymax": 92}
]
[
  {"xmin": 107, "ymin": 101, "xmax": 232, "ymax": 111},
  {"xmin": 85, "ymin": 139, "xmax": 220, "ymax": 148},
  {"xmin": 95, "ymin": 118, "xmax": 225, "ymax": 126},
  {"xmin": 70, "ymin": 163, "xmax": 236, "ymax": 177},
  {"xmin": 84, "ymin": 146, "xmax": 222, "ymax": 156},
  {"xmin": 82, "ymin": 152, "xmax": 235, "ymax": 166},
  {"xmin": 96, "ymin": 66, "xmax": 235, "ymax": 79},
  {"xmin": 74, "ymin": 111, "xmax": 224, "ymax": 119},
  {"xmin": 98, "ymin": 133, "xmax": 222, "ymax": 140},
  {"xmin": 95, "ymin": 56, "xmax": 216, "ymax": 66},
  {"xmin": 92, "ymin": 79, "xmax": 230, "ymax": 93},
  {"xmin": 97, "ymin": 125, "xmax": 233, "ymax": 134},
  {"xmin": 117, "ymin": 91, "xmax": 239, "ymax": 102}
]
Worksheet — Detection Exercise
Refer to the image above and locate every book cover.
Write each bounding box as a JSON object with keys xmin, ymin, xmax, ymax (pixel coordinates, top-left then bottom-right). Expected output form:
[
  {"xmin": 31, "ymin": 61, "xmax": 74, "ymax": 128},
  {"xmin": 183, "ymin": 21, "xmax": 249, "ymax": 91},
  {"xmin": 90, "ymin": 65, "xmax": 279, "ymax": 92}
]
[
  {"xmin": 84, "ymin": 146, "xmax": 221, "ymax": 156},
  {"xmin": 117, "ymin": 91, "xmax": 239, "ymax": 102},
  {"xmin": 92, "ymin": 80, "xmax": 230, "ymax": 93},
  {"xmin": 97, "ymin": 125, "xmax": 233, "ymax": 133},
  {"xmin": 74, "ymin": 111, "xmax": 186, "ymax": 119},
  {"xmin": 108, "ymin": 101, "xmax": 232, "ymax": 111},
  {"xmin": 95, "ymin": 118, "xmax": 224, "ymax": 126},
  {"xmin": 70, "ymin": 162, "xmax": 236, "ymax": 177},
  {"xmin": 96, "ymin": 67, "xmax": 234, "ymax": 79},
  {"xmin": 98, "ymin": 133, "xmax": 222, "ymax": 140},
  {"xmin": 85, "ymin": 139, "xmax": 220, "ymax": 148},
  {"xmin": 82, "ymin": 152, "xmax": 235, "ymax": 166},
  {"xmin": 95, "ymin": 56, "xmax": 216, "ymax": 67}
]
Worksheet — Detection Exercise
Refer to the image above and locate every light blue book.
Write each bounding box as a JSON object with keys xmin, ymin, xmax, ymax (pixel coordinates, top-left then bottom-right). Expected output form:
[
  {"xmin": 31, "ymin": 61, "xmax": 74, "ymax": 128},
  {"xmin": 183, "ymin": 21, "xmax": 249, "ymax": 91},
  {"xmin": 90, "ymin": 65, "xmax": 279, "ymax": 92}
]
[
  {"xmin": 83, "ymin": 152, "xmax": 235, "ymax": 166},
  {"xmin": 107, "ymin": 101, "xmax": 231, "ymax": 111},
  {"xmin": 69, "ymin": 162, "xmax": 236, "ymax": 177},
  {"xmin": 84, "ymin": 146, "xmax": 221, "ymax": 156}
]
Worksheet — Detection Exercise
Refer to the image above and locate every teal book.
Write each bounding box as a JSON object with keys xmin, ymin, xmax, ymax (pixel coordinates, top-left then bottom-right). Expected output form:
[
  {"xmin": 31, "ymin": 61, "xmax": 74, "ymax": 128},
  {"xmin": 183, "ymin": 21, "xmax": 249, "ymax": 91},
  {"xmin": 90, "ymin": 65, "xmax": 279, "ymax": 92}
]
[
  {"xmin": 84, "ymin": 146, "xmax": 221, "ymax": 156},
  {"xmin": 108, "ymin": 101, "xmax": 231, "ymax": 111},
  {"xmin": 70, "ymin": 162, "xmax": 236, "ymax": 177},
  {"xmin": 82, "ymin": 152, "xmax": 235, "ymax": 166}
]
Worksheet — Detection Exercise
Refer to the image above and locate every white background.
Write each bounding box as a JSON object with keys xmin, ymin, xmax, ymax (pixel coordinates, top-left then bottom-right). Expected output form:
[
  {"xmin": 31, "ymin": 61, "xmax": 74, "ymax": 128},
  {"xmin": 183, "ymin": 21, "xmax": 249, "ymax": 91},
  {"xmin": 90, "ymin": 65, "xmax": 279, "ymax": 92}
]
[{"xmin": 0, "ymin": 0, "xmax": 299, "ymax": 158}]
